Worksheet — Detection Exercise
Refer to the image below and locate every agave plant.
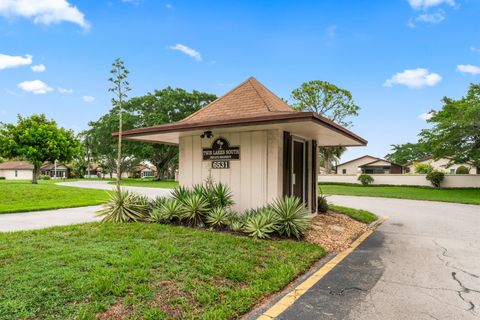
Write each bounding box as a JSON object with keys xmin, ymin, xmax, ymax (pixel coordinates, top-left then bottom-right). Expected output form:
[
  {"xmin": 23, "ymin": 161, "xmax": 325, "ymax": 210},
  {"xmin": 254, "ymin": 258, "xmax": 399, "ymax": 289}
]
[
  {"xmin": 171, "ymin": 186, "xmax": 192, "ymax": 204},
  {"xmin": 96, "ymin": 190, "xmax": 151, "ymax": 223},
  {"xmin": 317, "ymin": 187, "xmax": 329, "ymax": 213},
  {"xmin": 151, "ymin": 196, "xmax": 168, "ymax": 210},
  {"xmin": 150, "ymin": 199, "xmax": 184, "ymax": 224},
  {"xmin": 243, "ymin": 208, "xmax": 279, "ymax": 239},
  {"xmin": 206, "ymin": 207, "xmax": 232, "ymax": 229},
  {"xmin": 179, "ymin": 193, "xmax": 209, "ymax": 226},
  {"xmin": 270, "ymin": 196, "xmax": 312, "ymax": 239},
  {"xmin": 210, "ymin": 183, "xmax": 234, "ymax": 209}
]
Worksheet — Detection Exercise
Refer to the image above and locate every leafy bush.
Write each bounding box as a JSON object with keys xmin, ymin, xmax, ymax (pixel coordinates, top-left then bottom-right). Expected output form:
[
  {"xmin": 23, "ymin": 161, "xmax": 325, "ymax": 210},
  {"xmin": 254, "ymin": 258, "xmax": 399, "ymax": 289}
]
[
  {"xmin": 455, "ymin": 166, "xmax": 469, "ymax": 174},
  {"xmin": 426, "ymin": 170, "xmax": 445, "ymax": 188},
  {"xmin": 150, "ymin": 199, "xmax": 184, "ymax": 224},
  {"xmin": 270, "ymin": 196, "xmax": 312, "ymax": 239},
  {"xmin": 206, "ymin": 207, "xmax": 232, "ymax": 229},
  {"xmin": 39, "ymin": 174, "xmax": 51, "ymax": 180},
  {"xmin": 318, "ymin": 186, "xmax": 329, "ymax": 213},
  {"xmin": 179, "ymin": 193, "xmax": 209, "ymax": 226},
  {"xmin": 357, "ymin": 174, "xmax": 374, "ymax": 186},
  {"xmin": 413, "ymin": 162, "xmax": 434, "ymax": 174},
  {"xmin": 96, "ymin": 190, "xmax": 151, "ymax": 222},
  {"xmin": 0, "ymin": 177, "xmax": 5, "ymax": 180},
  {"xmin": 243, "ymin": 208, "xmax": 279, "ymax": 239}
]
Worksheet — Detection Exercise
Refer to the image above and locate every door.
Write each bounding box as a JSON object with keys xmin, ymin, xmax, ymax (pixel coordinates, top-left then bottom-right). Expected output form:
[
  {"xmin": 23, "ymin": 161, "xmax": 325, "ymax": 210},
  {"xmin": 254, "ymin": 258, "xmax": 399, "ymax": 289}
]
[{"xmin": 292, "ymin": 139, "xmax": 305, "ymax": 202}]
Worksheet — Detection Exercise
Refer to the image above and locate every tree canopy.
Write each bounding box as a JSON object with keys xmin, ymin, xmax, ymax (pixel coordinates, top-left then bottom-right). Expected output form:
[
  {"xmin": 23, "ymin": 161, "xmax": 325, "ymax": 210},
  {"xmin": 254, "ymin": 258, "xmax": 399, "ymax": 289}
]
[
  {"xmin": 420, "ymin": 83, "xmax": 480, "ymax": 167},
  {"xmin": 385, "ymin": 142, "xmax": 431, "ymax": 165},
  {"xmin": 291, "ymin": 80, "xmax": 360, "ymax": 173},
  {"xmin": 0, "ymin": 114, "xmax": 80, "ymax": 183}
]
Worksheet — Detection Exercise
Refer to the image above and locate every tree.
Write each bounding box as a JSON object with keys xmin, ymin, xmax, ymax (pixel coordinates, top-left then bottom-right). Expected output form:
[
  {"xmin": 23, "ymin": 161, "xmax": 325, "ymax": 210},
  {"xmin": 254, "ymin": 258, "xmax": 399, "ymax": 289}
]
[
  {"xmin": 385, "ymin": 142, "xmax": 430, "ymax": 165},
  {"xmin": 124, "ymin": 87, "xmax": 217, "ymax": 179},
  {"xmin": 420, "ymin": 83, "xmax": 480, "ymax": 167},
  {"xmin": 291, "ymin": 80, "xmax": 360, "ymax": 173},
  {"xmin": 0, "ymin": 114, "xmax": 80, "ymax": 184},
  {"xmin": 108, "ymin": 58, "xmax": 131, "ymax": 191}
]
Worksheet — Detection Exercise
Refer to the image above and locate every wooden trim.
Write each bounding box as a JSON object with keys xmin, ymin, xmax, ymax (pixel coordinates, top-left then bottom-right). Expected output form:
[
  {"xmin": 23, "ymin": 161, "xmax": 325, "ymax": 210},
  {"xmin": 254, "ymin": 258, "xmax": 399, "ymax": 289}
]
[
  {"xmin": 305, "ymin": 141, "xmax": 309, "ymax": 207},
  {"xmin": 283, "ymin": 131, "xmax": 292, "ymax": 196},
  {"xmin": 311, "ymin": 140, "xmax": 317, "ymax": 213}
]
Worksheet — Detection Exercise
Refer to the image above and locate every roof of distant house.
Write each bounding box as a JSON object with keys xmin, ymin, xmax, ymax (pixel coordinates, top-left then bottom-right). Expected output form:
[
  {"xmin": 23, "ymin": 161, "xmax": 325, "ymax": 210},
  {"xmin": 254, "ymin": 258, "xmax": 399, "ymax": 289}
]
[{"xmin": 0, "ymin": 160, "xmax": 34, "ymax": 170}]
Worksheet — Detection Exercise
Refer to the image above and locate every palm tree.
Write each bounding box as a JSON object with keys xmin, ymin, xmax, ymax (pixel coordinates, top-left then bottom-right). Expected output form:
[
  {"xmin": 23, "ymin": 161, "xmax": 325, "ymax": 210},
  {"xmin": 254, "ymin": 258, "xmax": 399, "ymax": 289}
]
[{"xmin": 319, "ymin": 146, "xmax": 346, "ymax": 173}]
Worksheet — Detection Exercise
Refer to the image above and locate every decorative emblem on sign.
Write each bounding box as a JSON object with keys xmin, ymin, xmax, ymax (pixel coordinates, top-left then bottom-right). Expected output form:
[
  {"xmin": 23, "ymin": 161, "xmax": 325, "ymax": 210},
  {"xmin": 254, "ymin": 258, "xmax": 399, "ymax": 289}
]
[{"xmin": 202, "ymin": 137, "xmax": 240, "ymax": 161}]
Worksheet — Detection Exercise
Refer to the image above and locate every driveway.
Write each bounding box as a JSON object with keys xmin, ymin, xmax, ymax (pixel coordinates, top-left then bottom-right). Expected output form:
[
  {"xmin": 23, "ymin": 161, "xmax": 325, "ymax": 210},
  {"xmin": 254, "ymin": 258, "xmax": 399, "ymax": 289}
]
[
  {"xmin": 272, "ymin": 195, "xmax": 480, "ymax": 320},
  {"xmin": 0, "ymin": 181, "xmax": 173, "ymax": 232}
]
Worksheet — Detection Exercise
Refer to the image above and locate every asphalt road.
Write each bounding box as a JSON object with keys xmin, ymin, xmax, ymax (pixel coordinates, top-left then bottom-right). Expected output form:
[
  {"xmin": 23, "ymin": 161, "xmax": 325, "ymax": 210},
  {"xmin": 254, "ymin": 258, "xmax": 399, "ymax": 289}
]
[{"xmin": 278, "ymin": 195, "xmax": 480, "ymax": 320}]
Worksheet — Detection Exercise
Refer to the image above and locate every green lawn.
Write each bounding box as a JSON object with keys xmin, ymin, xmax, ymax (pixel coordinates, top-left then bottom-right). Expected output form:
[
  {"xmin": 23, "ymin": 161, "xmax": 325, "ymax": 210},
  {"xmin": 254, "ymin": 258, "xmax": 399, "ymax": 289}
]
[
  {"xmin": 320, "ymin": 183, "xmax": 480, "ymax": 205},
  {"xmin": 0, "ymin": 180, "xmax": 109, "ymax": 214},
  {"xmin": 0, "ymin": 223, "xmax": 325, "ymax": 319},
  {"xmin": 329, "ymin": 205, "xmax": 377, "ymax": 224},
  {"xmin": 109, "ymin": 178, "xmax": 179, "ymax": 189}
]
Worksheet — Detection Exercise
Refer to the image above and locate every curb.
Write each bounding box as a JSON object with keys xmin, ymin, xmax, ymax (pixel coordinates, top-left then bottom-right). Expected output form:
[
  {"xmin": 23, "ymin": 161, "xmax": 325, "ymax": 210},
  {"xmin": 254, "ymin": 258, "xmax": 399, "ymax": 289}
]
[{"xmin": 256, "ymin": 215, "xmax": 389, "ymax": 320}]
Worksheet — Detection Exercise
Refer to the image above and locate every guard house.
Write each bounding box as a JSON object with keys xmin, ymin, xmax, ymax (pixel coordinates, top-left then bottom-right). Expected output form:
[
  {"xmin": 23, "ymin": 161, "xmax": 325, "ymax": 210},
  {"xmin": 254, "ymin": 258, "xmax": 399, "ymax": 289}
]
[{"xmin": 118, "ymin": 77, "xmax": 367, "ymax": 212}]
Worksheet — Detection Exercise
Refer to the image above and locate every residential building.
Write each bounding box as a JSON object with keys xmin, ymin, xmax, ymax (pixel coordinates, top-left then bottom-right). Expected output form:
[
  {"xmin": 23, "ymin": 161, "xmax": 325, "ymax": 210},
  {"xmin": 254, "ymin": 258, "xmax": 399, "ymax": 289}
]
[{"xmin": 336, "ymin": 155, "xmax": 404, "ymax": 174}]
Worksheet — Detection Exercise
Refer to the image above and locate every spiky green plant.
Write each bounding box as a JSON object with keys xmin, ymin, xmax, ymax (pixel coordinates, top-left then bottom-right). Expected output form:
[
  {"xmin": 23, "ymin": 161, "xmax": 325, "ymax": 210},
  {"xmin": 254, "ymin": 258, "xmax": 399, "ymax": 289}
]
[
  {"xmin": 179, "ymin": 194, "xmax": 209, "ymax": 226},
  {"xmin": 270, "ymin": 196, "xmax": 312, "ymax": 239},
  {"xmin": 171, "ymin": 185, "xmax": 192, "ymax": 204},
  {"xmin": 210, "ymin": 182, "xmax": 234, "ymax": 209},
  {"xmin": 206, "ymin": 207, "xmax": 232, "ymax": 229},
  {"xmin": 150, "ymin": 199, "xmax": 184, "ymax": 223},
  {"xmin": 151, "ymin": 196, "xmax": 168, "ymax": 210},
  {"xmin": 243, "ymin": 208, "xmax": 279, "ymax": 239},
  {"xmin": 96, "ymin": 190, "xmax": 151, "ymax": 223}
]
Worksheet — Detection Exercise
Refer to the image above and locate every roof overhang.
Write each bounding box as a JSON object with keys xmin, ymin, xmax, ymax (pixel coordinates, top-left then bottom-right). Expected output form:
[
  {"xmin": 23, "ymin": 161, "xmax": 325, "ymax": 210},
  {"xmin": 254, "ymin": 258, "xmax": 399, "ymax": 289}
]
[{"xmin": 114, "ymin": 112, "xmax": 367, "ymax": 147}]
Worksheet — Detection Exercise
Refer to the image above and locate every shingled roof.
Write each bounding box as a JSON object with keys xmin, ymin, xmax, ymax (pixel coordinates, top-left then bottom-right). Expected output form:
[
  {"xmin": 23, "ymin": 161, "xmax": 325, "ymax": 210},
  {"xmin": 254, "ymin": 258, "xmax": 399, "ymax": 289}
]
[
  {"xmin": 180, "ymin": 77, "xmax": 295, "ymax": 123},
  {"xmin": 116, "ymin": 77, "xmax": 368, "ymax": 146},
  {"xmin": 0, "ymin": 160, "xmax": 34, "ymax": 170}
]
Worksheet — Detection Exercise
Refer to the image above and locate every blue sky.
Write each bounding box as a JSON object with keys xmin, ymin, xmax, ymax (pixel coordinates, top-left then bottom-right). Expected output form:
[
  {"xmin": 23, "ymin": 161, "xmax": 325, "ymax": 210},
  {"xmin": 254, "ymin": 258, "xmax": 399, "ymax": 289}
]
[{"xmin": 1, "ymin": 0, "xmax": 479, "ymax": 162}]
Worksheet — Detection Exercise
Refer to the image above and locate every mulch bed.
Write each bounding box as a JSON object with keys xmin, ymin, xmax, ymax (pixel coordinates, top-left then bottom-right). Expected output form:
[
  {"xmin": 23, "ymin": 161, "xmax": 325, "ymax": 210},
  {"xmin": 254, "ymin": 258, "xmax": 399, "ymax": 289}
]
[{"xmin": 305, "ymin": 212, "xmax": 369, "ymax": 252}]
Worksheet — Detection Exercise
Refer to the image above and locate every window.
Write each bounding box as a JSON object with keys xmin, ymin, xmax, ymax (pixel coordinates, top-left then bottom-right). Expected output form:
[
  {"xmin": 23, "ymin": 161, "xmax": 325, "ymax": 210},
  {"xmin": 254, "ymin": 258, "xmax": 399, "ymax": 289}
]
[
  {"xmin": 450, "ymin": 169, "xmax": 455, "ymax": 174},
  {"xmin": 342, "ymin": 169, "xmax": 346, "ymax": 174}
]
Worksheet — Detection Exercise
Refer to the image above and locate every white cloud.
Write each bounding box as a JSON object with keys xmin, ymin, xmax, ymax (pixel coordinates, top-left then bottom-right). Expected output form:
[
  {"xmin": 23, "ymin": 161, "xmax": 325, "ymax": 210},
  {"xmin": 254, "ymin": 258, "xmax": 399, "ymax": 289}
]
[
  {"xmin": 408, "ymin": 0, "xmax": 455, "ymax": 10},
  {"xmin": 82, "ymin": 95, "xmax": 95, "ymax": 102},
  {"xmin": 0, "ymin": 53, "xmax": 32, "ymax": 70},
  {"xmin": 58, "ymin": 87, "xmax": 73, "ymax": 93},
  {"xmin": 408, "ymin": 10, "xmax": 445, "ymax": 27},
  {"xmin": 165, "ymin": 3, "xmax": 173, "ymax": 9},
  {"xmin": 168, "ymin": 44, "xmax": 202, "ymax": 61},
  {"xmin": 0, "ymin": 0, "xmax": 89, "ymax": 29},
  {"xmin": 456, "ymin": 64, "xmax": 480, "ymax": 75},
  {"xmin": 384, "ymin": 68, "xmax": 442, "ymax": 88},
  {"xmin": 419, "ymin": 112, "xmax": 434, "ymax": 120},
  {"xmin": 470, "ymin": 46, "xmax": 480, "ymax": 53},
  {"xmin": 17, "ymin": 80, "xmax": 53, "ymax": 94},
  {"xmin": 31, "ymin": 64, "xmax": 46, "ymax": 72}
]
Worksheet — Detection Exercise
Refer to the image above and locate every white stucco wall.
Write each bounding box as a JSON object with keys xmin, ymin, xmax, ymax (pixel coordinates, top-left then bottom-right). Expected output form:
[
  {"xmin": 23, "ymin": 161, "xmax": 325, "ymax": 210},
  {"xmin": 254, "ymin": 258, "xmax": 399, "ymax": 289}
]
[
  {"xmin": 179, "ymin": 130, "xmax": 284, "ymax": 212},
  {"xmin": 318, "ymin": 174, "xmax": 480, "ymax": 188},
  {"xmin": 336, "ymin": 156, "xmax": 378, "ymax": 174},
  {"xmin": 0, "ymin": 169, "xmax": 33, "ymax": 180}
]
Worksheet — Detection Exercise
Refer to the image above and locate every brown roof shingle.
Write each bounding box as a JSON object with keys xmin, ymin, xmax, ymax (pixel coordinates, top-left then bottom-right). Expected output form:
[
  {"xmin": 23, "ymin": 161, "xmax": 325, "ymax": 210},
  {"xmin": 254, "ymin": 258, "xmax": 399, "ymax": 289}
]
[
  {"xmin": 0, "ymin": 161, "xmax": 34, "ymax": 170},
  {"xmin": 180, "ymin": 77, "xmax": 295, "ymax": 123}
]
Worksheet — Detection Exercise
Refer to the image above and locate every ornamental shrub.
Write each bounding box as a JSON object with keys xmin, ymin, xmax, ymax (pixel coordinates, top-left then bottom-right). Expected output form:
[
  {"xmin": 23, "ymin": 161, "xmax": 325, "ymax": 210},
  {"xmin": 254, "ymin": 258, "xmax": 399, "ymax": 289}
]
[
  {"xmin": 455, "ymin": 166, "xmax": 469, "ymax": 174},
  {"xmin": 358, "ymin": 174, "xmax": 374, "ymax": 185},
  {"xmin": 426, "ymin": 170, "xmax": 445, "ymax": 188}
]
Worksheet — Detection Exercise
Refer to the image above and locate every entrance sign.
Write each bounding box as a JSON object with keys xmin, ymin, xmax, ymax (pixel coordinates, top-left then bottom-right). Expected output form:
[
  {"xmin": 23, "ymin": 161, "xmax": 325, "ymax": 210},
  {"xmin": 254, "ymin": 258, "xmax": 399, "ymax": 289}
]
[
  {"xmin": 202, "ymin": 138, "xmax": 240, "ymax": 161},
  {"xmin": 212, "ymin": 161, "xmax": 230, "ymax": 169}
]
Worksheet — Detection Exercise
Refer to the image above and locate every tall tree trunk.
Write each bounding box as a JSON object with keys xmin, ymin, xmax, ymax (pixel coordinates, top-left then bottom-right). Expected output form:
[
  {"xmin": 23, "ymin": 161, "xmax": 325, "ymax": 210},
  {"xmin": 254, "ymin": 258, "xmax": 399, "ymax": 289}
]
[
  {"xmin": 324, "ymin": 154, "xmax": 332, "ymax": 174},
  {"xmin": 32, "ymin": 164, "xmax": 40, "ymax": 184}
]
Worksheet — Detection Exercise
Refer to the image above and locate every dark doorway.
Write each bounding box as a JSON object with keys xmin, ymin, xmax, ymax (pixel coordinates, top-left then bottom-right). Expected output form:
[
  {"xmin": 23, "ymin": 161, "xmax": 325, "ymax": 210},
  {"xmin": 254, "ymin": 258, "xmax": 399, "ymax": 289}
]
[{"xmin": 292, "ymin": 139, "xmax": 305, "ymax": 201}]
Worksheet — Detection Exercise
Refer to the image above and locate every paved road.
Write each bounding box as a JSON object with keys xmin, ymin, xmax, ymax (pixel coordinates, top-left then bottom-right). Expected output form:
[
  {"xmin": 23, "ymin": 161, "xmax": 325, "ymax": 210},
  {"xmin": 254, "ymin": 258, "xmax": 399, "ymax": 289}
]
[
  {"xmin": 0, "ymin": 181, "xmax": 172, "ymax": 232},
  {"xmin": 277, "ymin": 195, "xmax": 480, "ymax": 320},
  {"xmin": 58, "ymin": 180, "xmax": 173, "ymax": 199}
]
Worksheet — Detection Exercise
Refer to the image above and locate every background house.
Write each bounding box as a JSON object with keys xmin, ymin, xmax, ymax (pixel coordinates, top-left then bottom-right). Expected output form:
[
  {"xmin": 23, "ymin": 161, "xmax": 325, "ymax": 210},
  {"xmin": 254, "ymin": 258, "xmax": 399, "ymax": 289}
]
[
  {"xmin": 405, "ymin": 156, "xmax": 479, "ymax": 174},
  {"xmin": 336, "ymin": 155, "xmax": 404, "ymax": 174},
  {"xmin": 40, "ymin": 162, "xmax": 69, "ymax": 178},
  {"xmin": 0, "ymin": 161, "xmax": 34, "ymax": 180},
  {"xmin": 133, "ymin": 165, "xmax": 157, "ymax": 178}
]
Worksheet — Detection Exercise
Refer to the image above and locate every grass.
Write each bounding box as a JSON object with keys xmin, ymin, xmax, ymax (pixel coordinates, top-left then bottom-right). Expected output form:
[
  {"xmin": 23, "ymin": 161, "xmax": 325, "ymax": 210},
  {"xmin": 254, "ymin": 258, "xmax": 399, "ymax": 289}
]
[
  {"xmin": 0, "ymin": 180, "xmax": 109, "ymax": 214},
  {"xmin": 329, "ymin": 205, "xmax": 377, "ymax": 224},
  {"xmin": 320, "ymin": 183, "xmax": 480, "ymax": 205},
  {"xmin": 0, "ymin": 223, "xmax": 325, "ymax": 319},
  {"xmin": 108, "ymin": 178, "xmax": 179, "ymax": 189}
]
